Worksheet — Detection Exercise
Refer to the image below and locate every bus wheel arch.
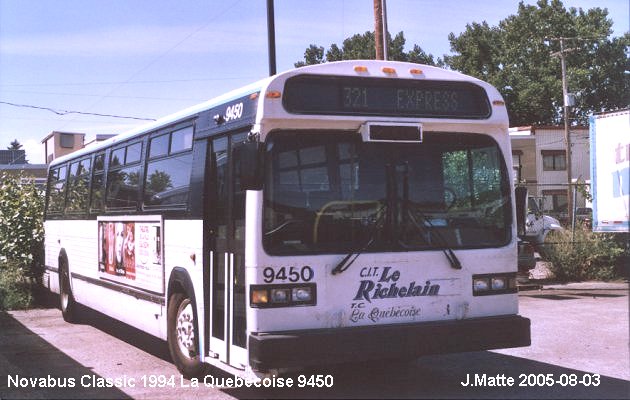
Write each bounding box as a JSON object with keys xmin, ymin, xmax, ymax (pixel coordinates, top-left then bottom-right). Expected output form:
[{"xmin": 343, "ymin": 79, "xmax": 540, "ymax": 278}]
[
  {"xmin": 167, "ymin": 268, "xmax": 204, "ymax": 378},
  {"xmin": 58, "ymin": 249, "xmax": 78, "ymax": 323}
]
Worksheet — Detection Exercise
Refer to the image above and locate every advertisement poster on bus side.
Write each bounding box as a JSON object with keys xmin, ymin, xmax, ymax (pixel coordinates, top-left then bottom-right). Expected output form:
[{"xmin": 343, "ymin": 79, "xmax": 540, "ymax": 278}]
[{"xmin": 97, "ymin": 217, "xmax": 163, "ymax": 294}]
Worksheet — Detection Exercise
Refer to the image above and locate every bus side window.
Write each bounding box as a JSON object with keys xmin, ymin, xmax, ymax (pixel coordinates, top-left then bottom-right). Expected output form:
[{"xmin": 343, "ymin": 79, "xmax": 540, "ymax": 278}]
[
  {"xmin": 66, "ymin": 158, "xmax": 91, "ymax": 214},
  {"xmin": 46, "ymin": 165, "xmax": 68, "ymax": 215},
  {"xmin": 144, "ymin": 153, "xmax": 193, "ymax": 207},
  {"xmin": 90, "ymin": 153, "xmax": 105, "ymax": 213},
  {"xmin": 144, "ymin": 127, "xmax": 194, "ymax": 208},
  {"xmin": 106, "ymin": 143, "xmax": 143, "ymax": 210},
  {"xmin": 106, "ymin": 166, "xmax": 141, "ymax": 209}
]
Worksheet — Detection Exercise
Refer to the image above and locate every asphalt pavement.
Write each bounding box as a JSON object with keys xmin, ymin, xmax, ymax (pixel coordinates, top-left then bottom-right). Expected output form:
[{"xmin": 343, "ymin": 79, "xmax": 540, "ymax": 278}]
[{"xmin": 1, "ymin": 280, "xmax": 628, "ymax": 399}]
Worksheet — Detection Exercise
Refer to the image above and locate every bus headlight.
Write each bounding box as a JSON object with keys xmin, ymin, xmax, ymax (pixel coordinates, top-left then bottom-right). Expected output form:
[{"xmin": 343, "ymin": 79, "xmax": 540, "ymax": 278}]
[
  {"xmin": 292, "ymin": 286, "xmax": 313, "ymax": 302},
  {"xmin": 473, "ymin": 277, "xmax": 489, "ymax": 292},
  {"xmin": 250, "ymin": 283, "xmax": 317, "ymax": 308},
  {"xmin": 270, "ymin": 288, "xmax": 289, "ymax": 303},
  {"xmin": 472, "ymin": 273, "xmax": 517, "ymax": 296},
  {"xmin": 491, "ymin": 277, "xmax": 507, "ymax": 290}
]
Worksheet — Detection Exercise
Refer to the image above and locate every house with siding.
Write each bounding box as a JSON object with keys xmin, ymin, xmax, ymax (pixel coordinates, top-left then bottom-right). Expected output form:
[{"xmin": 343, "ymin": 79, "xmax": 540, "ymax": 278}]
[{"xmin": 510, "ymin": 125, "xmax": 590, "ymax": 222}]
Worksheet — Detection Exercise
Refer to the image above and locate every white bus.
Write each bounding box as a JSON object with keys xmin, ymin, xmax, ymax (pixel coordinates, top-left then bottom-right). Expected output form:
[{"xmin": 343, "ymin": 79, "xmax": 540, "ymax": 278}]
[{"xmin": 43, "ymin": 60, "xmax": 530, "ymax": 379}]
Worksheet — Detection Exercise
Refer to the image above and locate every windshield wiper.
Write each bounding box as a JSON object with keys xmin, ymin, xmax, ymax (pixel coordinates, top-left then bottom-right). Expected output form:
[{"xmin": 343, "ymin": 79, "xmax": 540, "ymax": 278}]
[
  {"xmin": 397, "ymin": 163, "xmax": 462, "ymax": 270},
  {"xmin": 331, "ymin": 237, "xmax": 375, "ymax": 275},
  {"xmin": 406, "ymin": 208, "xmax": 462, "ymax": 270},
  {"xmin": 331, "ymin": 205, "xmax": 386, "ymax": 275}
]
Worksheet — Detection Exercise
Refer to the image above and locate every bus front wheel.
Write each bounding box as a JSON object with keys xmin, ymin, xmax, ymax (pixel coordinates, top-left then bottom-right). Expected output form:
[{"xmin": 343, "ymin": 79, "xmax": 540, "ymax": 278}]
[
  {"xmin": 58, "ymin": 254, "xmax": 77, "ymax": 323},
  {"xmin": 167, "ymin": 292, "xmax": 204, "ymax": 379}
]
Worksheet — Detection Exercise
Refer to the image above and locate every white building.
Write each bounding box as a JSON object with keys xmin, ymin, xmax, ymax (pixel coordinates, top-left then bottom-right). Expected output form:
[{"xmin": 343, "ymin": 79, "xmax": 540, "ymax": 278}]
[{"xmin": 510, "ymin": 125, "xmax": 590, "ymax": 222}]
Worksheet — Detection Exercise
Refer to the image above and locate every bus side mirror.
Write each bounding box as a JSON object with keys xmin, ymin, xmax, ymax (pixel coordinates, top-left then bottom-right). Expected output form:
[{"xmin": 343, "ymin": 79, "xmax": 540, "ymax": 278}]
[
  {"xmin": 233, "ymin": 141, "xmax": 263, "ymax": 190},
  {"xmin": 515, "ymin": 186, "xmax": 528, "ymax": 238}
]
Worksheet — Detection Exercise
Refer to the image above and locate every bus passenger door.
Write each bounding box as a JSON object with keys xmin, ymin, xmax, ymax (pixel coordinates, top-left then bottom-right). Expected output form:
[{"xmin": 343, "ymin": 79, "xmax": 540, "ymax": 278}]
[{"xmin": 207, "ymin": 132, "xmax": 248, "ymax": 369}]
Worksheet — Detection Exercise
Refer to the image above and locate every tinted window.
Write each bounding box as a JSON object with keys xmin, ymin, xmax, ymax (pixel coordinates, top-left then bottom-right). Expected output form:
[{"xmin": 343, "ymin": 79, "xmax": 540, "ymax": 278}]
[
  {"xmin": 90, "ymin": 153, "xmax": 106, "ymax": 212},
  {"xmin": 94, "ymin": 153, "xmax": 105, "ymax": 171},
  {"xmin": 264, "ymin": 131, "xmax": 511, "ymax": 255},
  {"xmin": 66, "ymin": 158, "xmax": 91, "ymax": 213},
  {"xmin": 144, "ymin": 153, "xmax": 193, "ymax": 206},
  {"xmin": 47, "ymin": 165, "xmax": 67, "ymax": 214},
  {"xmin": 150, "ymin": 135, "xmax": 169, "ymax": 159},
  {"xmin": 106, "ymin": 166, "xmax": 140, "ymax": 209},
  {"xmin": 170, "ymin": 126, "xmax": 193, "ymax": 153},
  {"xmin": 90, "ymin": 174, "xmax": 105, "ymax": 212},
  {"xmin": 79, "ymin": 158, "xmax": 91, "ymax": 176},
  {"xmin": 69, "ymin": 161, "xmax": 80, "ymax": 178},
  {"xmin": 111, "ymin": 148, "xmax": 124, "ymax": 167},
  {"xmin": 126, "ymin": 142, "xmax": 142, "ymax": 164},
  {"xmin": 143, "ymin": 126, "xmax": 194, "ymax": 208}
]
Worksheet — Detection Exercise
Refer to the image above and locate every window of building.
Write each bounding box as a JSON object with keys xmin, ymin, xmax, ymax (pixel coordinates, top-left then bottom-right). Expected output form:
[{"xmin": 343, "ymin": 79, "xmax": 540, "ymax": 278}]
[
  {"xmin": 59, "ymin": 133, "xmax": 74, "ymax": 149},
  {"xmin": 542, "ymin": 150, "xmax": 566, "ymax": 171},
  {"xmin": 512, "ymin": 150, "xmax": 522, "ymax": 182},
  {"xmin": 543, "ymin": 189, "xmax": 568, "ymax": 213}
]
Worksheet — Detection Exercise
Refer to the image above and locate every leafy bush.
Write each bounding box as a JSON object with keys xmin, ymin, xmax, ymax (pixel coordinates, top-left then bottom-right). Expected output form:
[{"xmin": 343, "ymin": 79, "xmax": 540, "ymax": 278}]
[
  {"xmin": 0, "ymin": 259, "xmax": 34, "ymax": 310},
  {"xmin": 0, "ymin": 172, "xmax": 44, "ymax": 266},
  {"xmin": 0, "ymin": 173, "xmax": 44, "ymax": 310},
  {"xmin": 544, "ymin": 225, "xmax": 626, "ymax": 281}
]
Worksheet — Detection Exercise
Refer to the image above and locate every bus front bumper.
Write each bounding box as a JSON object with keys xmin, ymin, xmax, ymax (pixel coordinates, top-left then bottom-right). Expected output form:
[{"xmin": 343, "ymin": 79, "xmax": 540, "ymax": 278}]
[{"xmin": 248, "ymin": 315, "xmax": 530, "ymax": 372}]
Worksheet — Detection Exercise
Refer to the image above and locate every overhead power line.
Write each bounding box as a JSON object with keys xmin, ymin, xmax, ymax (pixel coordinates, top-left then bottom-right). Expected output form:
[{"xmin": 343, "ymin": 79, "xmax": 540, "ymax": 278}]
[
  {"xmin": 0, "ymin": 101, "xmax": 156, "ymax": 121},
  {"xmin": 0, "ymin": 76, "xmax": 260, "ymax": 88}
]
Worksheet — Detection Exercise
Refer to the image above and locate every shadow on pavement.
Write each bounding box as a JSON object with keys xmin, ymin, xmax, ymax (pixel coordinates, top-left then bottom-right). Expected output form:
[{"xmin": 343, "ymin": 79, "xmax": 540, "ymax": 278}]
[
  {"xmin": 0, "ymin": 311, "xmax": 131, "ymax": 400},
  {"xmin": 222, "ymin": 352, "xmax": 630, "ymax": 399},
  {"xmin": 72, "ymin": 303, "xmax": 171, "ymax": 364},
  {"xmin": 3, "ymin": 300, "xmax": 627, "ymax": 399}
]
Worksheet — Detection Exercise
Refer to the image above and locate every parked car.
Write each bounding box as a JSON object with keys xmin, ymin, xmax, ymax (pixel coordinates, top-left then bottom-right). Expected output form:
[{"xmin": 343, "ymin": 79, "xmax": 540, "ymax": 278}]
[{"xmin": 525, "ymin": 197, "xmax": 563, "ymax": 244}]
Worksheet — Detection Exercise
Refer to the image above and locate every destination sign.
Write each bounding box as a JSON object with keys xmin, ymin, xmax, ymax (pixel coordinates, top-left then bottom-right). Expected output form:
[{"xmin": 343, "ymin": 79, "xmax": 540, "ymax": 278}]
[{"xmin": 283, "ymin": 75, "xmax": 492, "ymax": 119}]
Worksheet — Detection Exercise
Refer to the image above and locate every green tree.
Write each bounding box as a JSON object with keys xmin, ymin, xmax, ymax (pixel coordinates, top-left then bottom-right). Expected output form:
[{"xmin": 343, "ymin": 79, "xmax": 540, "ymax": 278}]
[
  {"xmin": 295, "ymin": 44, "xmax": 325, "ymax": 67},
  {"xmin": 445, "ymin": 0, "xmax": 629, "ymax": 126},
  {"xmin": 7, "ymin": 139, "xmax": 22, "ymax": 150},
  {"xmin": 295, "ymin": 31, "xmax": 440, "ymax": 67}
]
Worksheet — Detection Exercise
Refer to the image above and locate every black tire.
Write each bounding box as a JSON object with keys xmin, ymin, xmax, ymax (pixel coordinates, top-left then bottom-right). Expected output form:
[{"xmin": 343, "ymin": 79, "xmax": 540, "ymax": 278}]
[
  {"xmin": 58, "ymin": 254, "xmax": 78, "ymax": 323},
  {"xmin": 167, "ymin": 292, "xmax": 204, "ymax": 379}
]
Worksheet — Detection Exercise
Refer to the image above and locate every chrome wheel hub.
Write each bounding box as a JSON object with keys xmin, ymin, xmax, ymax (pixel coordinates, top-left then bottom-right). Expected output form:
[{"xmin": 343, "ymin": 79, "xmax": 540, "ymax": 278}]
[{"xmin": 176, "ymin": 299, "xmax": 196, "ymax": 358}]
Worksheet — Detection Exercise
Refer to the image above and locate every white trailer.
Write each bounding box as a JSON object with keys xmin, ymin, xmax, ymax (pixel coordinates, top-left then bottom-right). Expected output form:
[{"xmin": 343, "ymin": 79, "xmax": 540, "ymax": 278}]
[{"xmin": 589, "ymin": 110, "xmax": 629, "ymax": 232}]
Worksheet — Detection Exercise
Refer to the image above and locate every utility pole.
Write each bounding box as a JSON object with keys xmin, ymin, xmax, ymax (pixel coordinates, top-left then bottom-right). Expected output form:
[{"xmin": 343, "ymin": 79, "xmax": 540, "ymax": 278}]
[
  {"xmin": 559, "ymin": 37, "xmax": 573, "ymax": 225},
  {"xmin": 267, "ymin": 0, "xmax": 277, "ymax": 76},
  {"xmin": 548, "ymin": 35, "xmax": 604, "ymax": 225},
  {"xmin": 550, "ymin": 37, "xmax": 574, "ymax": 224},
  {"xmin": 373, "ymin": 0, "xmax": 384, "ymax": 60},
  {"xmin": 382, "ymin": 0, "xmax": 388, "ymax": 60}
]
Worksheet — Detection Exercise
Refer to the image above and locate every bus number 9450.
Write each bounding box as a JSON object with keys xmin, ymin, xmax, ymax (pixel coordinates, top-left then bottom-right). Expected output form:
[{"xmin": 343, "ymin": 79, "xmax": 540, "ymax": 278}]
[
  {"xmin": 224, "ymin": 102, "xmax": 243, "ymax": 122},
  {"xmin": 263, "ymin": 266, "xmax": 314, "ymax": 283}
]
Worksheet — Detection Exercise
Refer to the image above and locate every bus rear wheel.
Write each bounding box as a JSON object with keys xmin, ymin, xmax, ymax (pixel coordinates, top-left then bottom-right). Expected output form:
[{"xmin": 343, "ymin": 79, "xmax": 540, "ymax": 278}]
[
  {"xmin": 58, "ymin": 255, "xmax": 77, "ymax": 323},
  {"xmin": 167, "ymin": 292, "xmax": 204, "ymax": 379}
]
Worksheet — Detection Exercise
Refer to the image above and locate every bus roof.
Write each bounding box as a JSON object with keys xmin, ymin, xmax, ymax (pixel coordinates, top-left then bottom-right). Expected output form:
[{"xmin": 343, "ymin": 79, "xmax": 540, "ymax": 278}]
[
  {"xmin": 49, "ymin": 60, "xmax": 504, "ymax": 167},
  {"xmin": 48, "ymin": 78, "xmax": 269, "ymax": 167}
]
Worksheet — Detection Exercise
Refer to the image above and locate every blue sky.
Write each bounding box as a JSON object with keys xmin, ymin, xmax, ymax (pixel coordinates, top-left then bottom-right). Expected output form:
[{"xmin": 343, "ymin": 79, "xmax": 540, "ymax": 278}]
[{"xmin": 1, "ymin": 0, "xmax": 628, "ymax": 164}]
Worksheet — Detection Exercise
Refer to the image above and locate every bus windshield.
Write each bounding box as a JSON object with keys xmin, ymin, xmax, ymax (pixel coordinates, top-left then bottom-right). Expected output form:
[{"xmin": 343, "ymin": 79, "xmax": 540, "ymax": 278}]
[{"xmin": 263, "ymin": 130, "xmax": 512, "ymax": 255}]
